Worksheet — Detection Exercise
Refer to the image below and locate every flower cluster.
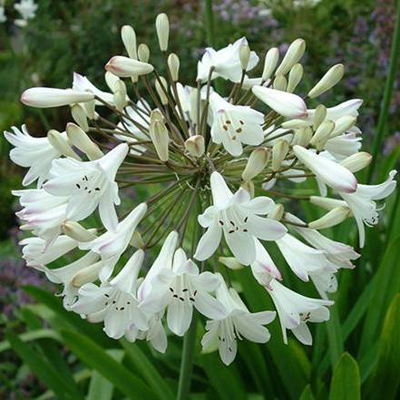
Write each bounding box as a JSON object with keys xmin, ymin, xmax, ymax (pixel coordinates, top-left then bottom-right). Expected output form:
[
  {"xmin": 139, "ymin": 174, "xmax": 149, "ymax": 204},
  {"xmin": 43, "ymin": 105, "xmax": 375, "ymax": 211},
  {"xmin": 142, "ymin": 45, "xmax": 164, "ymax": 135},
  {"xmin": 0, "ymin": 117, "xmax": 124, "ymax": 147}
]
[
  {"xmin": 5, "ymin": 13, "xmax": 397, "ymax": 365},
  {"xmin": 0, "ymin": 0, "xmax": 38, "ymax": 27}
]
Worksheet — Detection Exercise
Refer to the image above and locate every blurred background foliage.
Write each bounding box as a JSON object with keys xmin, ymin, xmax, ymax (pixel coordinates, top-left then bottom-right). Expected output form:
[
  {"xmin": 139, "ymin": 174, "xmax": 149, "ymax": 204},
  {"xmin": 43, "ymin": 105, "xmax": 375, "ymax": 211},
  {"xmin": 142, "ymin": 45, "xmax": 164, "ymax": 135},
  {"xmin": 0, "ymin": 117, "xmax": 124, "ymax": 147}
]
[{"xmin": 0, "ymin": 0, "xmax": 399, "ymax": 399}]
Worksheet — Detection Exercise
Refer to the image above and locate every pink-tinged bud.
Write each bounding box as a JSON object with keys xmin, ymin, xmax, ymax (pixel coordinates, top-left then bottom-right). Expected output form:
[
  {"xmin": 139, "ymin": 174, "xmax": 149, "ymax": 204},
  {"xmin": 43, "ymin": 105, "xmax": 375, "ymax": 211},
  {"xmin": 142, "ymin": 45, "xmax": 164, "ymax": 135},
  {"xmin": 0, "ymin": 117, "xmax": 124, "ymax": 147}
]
[
  {"xmin": 21, "ymin": 88, "xmax": 95, "ymax": 108},
  {"xmin": 293, "ymin": 145, "xmax": 358, "ymax": 193},
  {"xmin": 252, "ymin": 86, "xmax": 307, "ymax": 118},
  {"xmin": 105, "ymin": 56, "xmax": 154, "ymax": 77}
]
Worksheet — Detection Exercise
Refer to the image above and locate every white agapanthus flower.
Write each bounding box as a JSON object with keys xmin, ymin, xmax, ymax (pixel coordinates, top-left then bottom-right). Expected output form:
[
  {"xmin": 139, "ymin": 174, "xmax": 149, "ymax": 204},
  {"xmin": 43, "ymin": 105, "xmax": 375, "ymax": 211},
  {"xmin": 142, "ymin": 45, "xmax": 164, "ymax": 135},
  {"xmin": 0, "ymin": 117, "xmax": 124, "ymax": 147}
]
[
  {"xmin": 195, "ymin": 172, "xmax": 286, "ymax": 265},
  {"xmin": 5, "ymin": 13, "xmax": 396, "ymax": 367}
]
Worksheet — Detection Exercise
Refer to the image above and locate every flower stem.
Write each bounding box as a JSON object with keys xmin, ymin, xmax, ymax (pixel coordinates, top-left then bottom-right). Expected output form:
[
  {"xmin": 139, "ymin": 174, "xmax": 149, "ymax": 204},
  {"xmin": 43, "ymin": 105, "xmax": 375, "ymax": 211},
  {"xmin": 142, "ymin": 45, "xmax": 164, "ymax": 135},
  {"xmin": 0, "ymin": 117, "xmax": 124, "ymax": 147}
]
[
  {"xmin": 205, "ymin": 0, "xmax": 216, "ymax": 48},
  {"xmin": 367, "ymin": 0, "xmax": 400, "ymax": 183},
  {"xmin": 176, "ymin": 316, "xmax": 197, "ymax": 400}
]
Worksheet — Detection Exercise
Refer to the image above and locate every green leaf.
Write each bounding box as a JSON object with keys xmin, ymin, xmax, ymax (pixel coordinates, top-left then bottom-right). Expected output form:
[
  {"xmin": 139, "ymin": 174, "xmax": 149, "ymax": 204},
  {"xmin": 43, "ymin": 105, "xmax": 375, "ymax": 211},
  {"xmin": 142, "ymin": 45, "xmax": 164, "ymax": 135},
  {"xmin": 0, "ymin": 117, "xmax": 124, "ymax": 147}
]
[
  {"xmin": 367, "ymin": 294, "xmax": 400, "ymax": 399},
  {"xmin": 329, "ymin": 353, "xmax": 360, "ymax": 400},
  {"xmin": 61, "ymin": 330, "xmax": 158, "ymax": 400},
  {"xmin": 325, "ymin": 293, "xmax": 344, "ymax": 368},
  {"xmin": 6, "ymin": 332, "xmax": 84, "ymax": 400},
  {"xmin": 120, "ymin": 339, "xmax": 175, "ymax": 400},
  {"xmin": 87, "ymin": 349, "xmax": 124, "ymax": 400},
  {"xmin": 299, "ymin": 385, "xmax": 315, "ymax": 400},
  {"xmin": 0, "ymin": 329, "xmax": 61, "ymax": 353}
]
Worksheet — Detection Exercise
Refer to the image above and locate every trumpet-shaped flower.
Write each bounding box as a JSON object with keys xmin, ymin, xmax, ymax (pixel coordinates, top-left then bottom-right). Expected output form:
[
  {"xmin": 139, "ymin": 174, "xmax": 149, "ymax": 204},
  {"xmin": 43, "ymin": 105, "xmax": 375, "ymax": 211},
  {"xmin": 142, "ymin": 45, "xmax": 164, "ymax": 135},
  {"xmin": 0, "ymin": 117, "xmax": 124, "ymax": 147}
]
[
  {"xmin": 80, "ymin": 202, "xmax": 147, "ymax": 281},
  {"xmin": 197, "ymin": 37, "xmax": 259, "ymax": 83},
  {"xmin": 201, "ymin": 276, "xmax": 275, "ymax": 365},
  {"xmin": 72, "ymin": 250, "xmax": 148, "ymax": 339},
  {"xmin": 306, "ymin": 99, "xmax": 363, "ymax": 122},
  {"xmin": 4, "ymin": 125, "xmax": 63, "ymax": 187},
  {"xmin": 194, "ymin": 172, "xmax": 286, "ymax": 265},
  {"xmin": 209, "ymin": 92, "xmax": 264, "ymax": 156},
  {"xmin": 44, "ymin": 143, "xmax": 129, "ymax": 231},
  {"xmin": 72, "ymin": 72, "xmax": 115, "ymax": 104}
]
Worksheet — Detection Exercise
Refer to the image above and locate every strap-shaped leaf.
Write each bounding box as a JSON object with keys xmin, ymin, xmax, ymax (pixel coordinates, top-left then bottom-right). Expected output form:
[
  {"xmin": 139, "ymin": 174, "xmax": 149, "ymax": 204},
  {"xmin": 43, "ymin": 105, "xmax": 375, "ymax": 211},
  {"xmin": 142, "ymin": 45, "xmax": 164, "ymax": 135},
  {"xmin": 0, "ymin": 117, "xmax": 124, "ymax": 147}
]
[{"xmin": 329, "ymin": 353, "xmax": 360, "ymax": 400}]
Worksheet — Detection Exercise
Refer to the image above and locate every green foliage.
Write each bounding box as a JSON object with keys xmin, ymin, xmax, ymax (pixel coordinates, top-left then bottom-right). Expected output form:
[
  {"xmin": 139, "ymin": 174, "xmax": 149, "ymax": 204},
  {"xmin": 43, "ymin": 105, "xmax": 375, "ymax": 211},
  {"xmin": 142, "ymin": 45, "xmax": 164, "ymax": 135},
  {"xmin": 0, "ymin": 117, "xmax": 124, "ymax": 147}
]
[{"xmin": 329, "ymin": 353, "xmax": 360, "ymax": 400}]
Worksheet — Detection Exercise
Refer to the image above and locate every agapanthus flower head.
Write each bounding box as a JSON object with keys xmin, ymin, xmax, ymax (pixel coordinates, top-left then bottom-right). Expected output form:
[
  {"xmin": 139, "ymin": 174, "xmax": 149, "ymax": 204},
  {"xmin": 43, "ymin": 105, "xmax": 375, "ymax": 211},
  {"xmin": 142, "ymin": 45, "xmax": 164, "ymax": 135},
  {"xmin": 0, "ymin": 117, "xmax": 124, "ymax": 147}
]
[{"xmin": 5, "ymin": 13, "xmax": 396, "ymax": 365}]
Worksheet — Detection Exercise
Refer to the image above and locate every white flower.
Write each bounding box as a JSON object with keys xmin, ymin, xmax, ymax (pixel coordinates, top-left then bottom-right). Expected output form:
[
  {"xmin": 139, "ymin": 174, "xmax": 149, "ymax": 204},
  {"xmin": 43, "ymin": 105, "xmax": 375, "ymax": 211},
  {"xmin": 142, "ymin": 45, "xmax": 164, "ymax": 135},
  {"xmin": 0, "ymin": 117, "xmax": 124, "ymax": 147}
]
[
  {"xmin": 141, "ymin": 248, "xmax": 226, "ymax": 336},
  {"xmin": 34, "ymin": 252, "xmax": 101, "ymax": 310},
  {"xmin": 197, "ymin": 37, "xmax": 259, "ymax": 83},
  {"xmin": 13, "ymin": 189, "xmax": 69, "ymax": 245},
  {"xmin": 0, "ymin": 6, "xmax": 7, "ymax": 23},
  {"xmin": 209, "ymin": 92, "xmax": 264, "ymax": 156},
  {"xmin": 44, "ymin": 143, "xmax": 128, "ymax": 231},
  {"xmin": 340, "ymin": 170, "xmax": 397, "ymax": 247},
  {"xmin": 324, "ymin": 131, "xmax": 362, "ymax": 161},
  {"xmin": 266, "ymin": 279, "xmax": 333, "ymax": 345},
  {"xmin": 306, "ymin": 99, "xmax": 363, "ymax": 123},
  {"xmin": 194, "ymin": 172, "xmax": 287, "ymax": 265},
  {"xmin": 72, "ymin": 72, "xmax": 114, "ymax": 104},
  {"xmin": 80, "ymin": 202, "xmax": 147, "ymax": 281},
  {"xmin": 4, "ymin": 125, "xmax": 62, "ymax": 187},
  {"xmin": 14, "ymin": 0, "xmax": 37, "ymax": 20},
  {"xmin": 250, "ymin": 239, "xmax": 282, "ymax": 283},
  {"xmin": 72, "ymin": 250, "xmax": 148, "ymax": 339},
  {"xmin": 20, "ymin": 234, "xmax": 80, "ymax": 266},
  {"xmin": 293, "ymin": 145, "xmax": 358, "ymax": 193},
  {"xmin": 201, "ymin": 277, "xmax": 275, "ymax": 365}
]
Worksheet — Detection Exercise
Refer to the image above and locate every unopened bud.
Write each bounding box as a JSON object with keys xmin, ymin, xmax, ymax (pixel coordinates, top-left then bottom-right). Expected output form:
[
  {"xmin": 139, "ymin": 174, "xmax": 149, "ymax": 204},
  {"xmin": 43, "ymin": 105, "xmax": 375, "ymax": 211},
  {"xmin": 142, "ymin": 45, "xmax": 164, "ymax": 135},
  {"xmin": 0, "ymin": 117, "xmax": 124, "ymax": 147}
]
[
  {"xmin": 310, "ymin": 196, "xmax": 348, "ymax": 211},
  {"xmin": 340, "ymin": 152, "xmax": 372, "ymax": 173},
  {"xmin": 138, "ymin": 43, "xmax": 150, "ymax": 63},
  {"xmin": 273, "ymin": 74, "xmax": 287, "ymax": 91},
  {"xmin": 281, "ymin": 119, "xmax": 310, "ymax": 129},
  {"xmin": 121, "ymin": 25, "xmax": 137, "ymax": 59},
  {"xmin": 308, "ymin": 64, "xmax": 344, "ymax": 98},
  {"xmin": 219, "ymin": 257, "xmax": 244, "ymax": 270},
  {"xmin": 150, "ymin": 112, "xmax": 169, "ymax": 162},
  {"xmin": 105, "ymin": 56, "xmax": 154, "ymax": 77},
  {"xmin": 262, "ymin": 47, "xmax": 279, "ymax": 80},
  {"xmin": 156, "ymin": 13, "xmax": 169, "ymax": 51},
  {"xmin": 47, "ymin": 130, "xmax": 80, "ymax": 160},
  {"xmin": 308, "ymin": 206, "xmax": 351, "ymax": 229},
  {"xmin": 83, "ymin": 100, "xmax": 96, "ymax": 120},
  {"xmin": 61, "ymin": 221, "xmax": 97, "ymax": 242},
  {"xmin": 72, "ymin": 261, "xmax": 103, "ymax": 287},
  {"xmin": 168, "ymin": 53, "xmax": 180, "ymax": 81},
  {"xmin": 287, "ymin": 63, "xmax": 303, "ymax": 93},
  {"xmin": 312, "ymin": 104, "xmax": 327, "ymax": 131},
  {"xmin": 275, "ymin": 38, "xmax": 306, "ymax": 76},
  {"xmin": 66, "ymin": 123, "xmax": 103, "ymax": 160},
  {"xmin": 310, "ymin": 120, "xmax": 335, "ymax": 147},
  {"xmin": 269, "ymin": 204, "xmax": 284, "ymax": 221},
  {"xmin": 113, "ymin": 79, "xmax": 128, "ymax": 111},
  {"xmin": 155, "ymin": 77, "xmax": 169, "ymax": 105},
  {"xmin": 241, "ymin": 180, "xmax": 255, "ymax": 197},
  {"xmin": 242, "ymin": 147, "xmax": 269, "ymax": 181},
  {"xmin": 185, "ymin": 135, "xmax": 205, "ymax": 157},
  {"xmin": 130, "ymin": 231, "xmax": 144, "ymax": 248},
  {"xmin": 292, "ymin": 127, "xmax": 313, "ymax": 147},
  {"xmin": 272, "ymin": 139, "xmax": 289, "ymax": 171},
  {"xmin": 71, "ymin": 104, "xmax": 89, "ymax": 132},
  {"xmin": 330, "ymin": 115, "xmax": 357, "ymax": 138},
  {"xmin": 239, "ymin": 44, "xmax": 251, "ymax": 70}
]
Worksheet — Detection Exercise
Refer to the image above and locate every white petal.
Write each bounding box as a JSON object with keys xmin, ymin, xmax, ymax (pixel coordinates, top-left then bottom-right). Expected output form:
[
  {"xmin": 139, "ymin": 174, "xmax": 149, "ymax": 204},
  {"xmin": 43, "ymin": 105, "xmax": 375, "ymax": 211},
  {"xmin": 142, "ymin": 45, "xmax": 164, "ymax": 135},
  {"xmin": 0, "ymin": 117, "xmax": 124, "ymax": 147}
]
[
  {"xmin": 167, "ymin": 300, "xmax": 193, "ymax": 336},
  {"xmin": 210, "ymin": 171, "xmax": 233, "ymax": 208},
  {"xmin": 194, "ymin": 291, "xmax": 227, "ymax": 319},
  {"xmin": 194, "ymin": 222, "xmax": 222, "ymax": 261}
]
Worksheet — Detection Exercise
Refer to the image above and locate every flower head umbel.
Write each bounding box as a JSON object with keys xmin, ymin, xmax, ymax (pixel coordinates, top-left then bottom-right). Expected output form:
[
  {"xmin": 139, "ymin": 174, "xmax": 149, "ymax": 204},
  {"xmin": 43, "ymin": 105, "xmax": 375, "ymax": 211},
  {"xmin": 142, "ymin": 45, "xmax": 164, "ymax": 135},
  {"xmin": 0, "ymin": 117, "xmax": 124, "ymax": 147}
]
[{"xmin": 5, "ymin": 12, "xmax": 396, "ymax": 365}]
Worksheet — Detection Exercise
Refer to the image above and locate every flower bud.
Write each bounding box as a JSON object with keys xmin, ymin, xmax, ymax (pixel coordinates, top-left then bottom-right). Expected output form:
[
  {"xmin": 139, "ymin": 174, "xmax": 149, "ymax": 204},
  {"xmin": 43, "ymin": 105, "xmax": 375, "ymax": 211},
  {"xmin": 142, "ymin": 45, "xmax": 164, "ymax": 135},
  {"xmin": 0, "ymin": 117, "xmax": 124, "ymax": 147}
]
[
  {"xmin": 310, "ymin": 196, "xmax": 348, "ymax": 211},
  {"xmin": 47, "ymin": 129, "xmax": 80, "ymax": 160},
  {"xmin": 71, "ymin": 104, "xmax": 89, "ymax": 132},
  {"xmin": 138, "ymin": 43, "xmax": 150, "ymax": 63},
  {"xmin": 83, "ymin": 100, "xmax": 96, "ymax": 120},
  {"xmin": 275, "ymin": 38, "xmax": 306, "ymax": 76},
  {"xmin": 287, "ymin": 63, "xmax": 303, "ymax": 93},
  {"xmin": 21, "ymin": 88, "xmax": 95, "ymax": 108},
  {"xmin": 292, "ymin": 127, "xmax": 313, "ymax": 147},
  {"xmin": 239, "ymin": 43, "xmax": 251, "ymax": 70},
  {"xmin": 308, "ymin": 206, "xmax": 351, "ymax": 229},
  {"xmin": 130, "ymin": 231, "xmax": 145, "ymax": 248},
  {"xmin": 66, "ymin": 122, "xmax": 104, "ymax": 160},
  {"xmin": 61, "ymin": 221, "xmax": 97, "ymax": 242},
  {"xmin": 156, "ymin": 13, "xmax": 169, "ymax": 51},
  {"xmin": 185, "ymin": 135, "xmax": 205, "ymax": 157},
  {"xmin": 273, "ymin": 74, "xmax": 287, "ymax": 91},
  {"xmin": 121, "ymin": 25, "xmax": 137, "ymax": 59},
  {"xmin": 105, "ymin": 56, "xmax": 154, "ymax": 77},
  {"xmin": 242, "ymin": 147, "xmax": 270, "ymax": 181},
  {"xmin": 168, "ymin": 53, "xmax": 180, "ymax": 81},
  {"xmin": 262, "ymin": 47, "xmax": 279, "ymax": 80},
  {"xmin": 340, "ymin": 152, "xmax": 372, "ymax": 173},
  {"xmin": 310, "ymin": 120, "xmax": 335, "ymax": 147},
  {"xmin": 241, "ymin": 180, "xmax": 255, "ymax": 197},
  {"xmin": 113, "ymin": 79, "xmax": 128, "ymax": 111},
  {"xmin": 72, "ymin": 261, "xmax": 103, "ymax": 287},
  {"xmin": 269, "ymin": 204, "xmax": 284, "ymax": 221},
  {"xmin": 219, "ymin": 257, "xmax": 244, "ymax": 270},
  {"xmin": 150, "ymin": 111, "xmax": 169, "ymax": 162},
  {"xmin": 252, "ymin": 86, "xmax": 307, "ymax": 118},
  {"xmin": 272, "ymin": 139, "xmax": 290, "ymax": 171},
  {"xmin": 155, "ymin": 76, "xmax": 169, "ymax": 105},
  {"xmin": 281, "ymin": 119, "xmax": 310, "ymax": 129},
  {"xmin": 330, "ymin": 115, "xmax": 357, "ymax": 138},
  {"xmin": 312, "ymin": 104, "xmax": 327, "ymax": 131},
  {"xmin": 308, "ymin": 64, "xmax": 345, "ymax": 98}
]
